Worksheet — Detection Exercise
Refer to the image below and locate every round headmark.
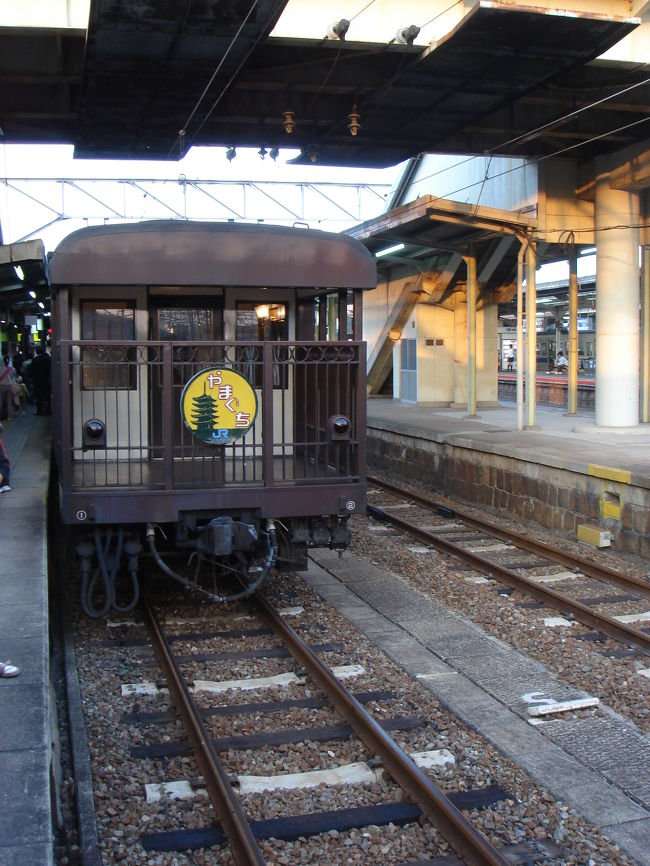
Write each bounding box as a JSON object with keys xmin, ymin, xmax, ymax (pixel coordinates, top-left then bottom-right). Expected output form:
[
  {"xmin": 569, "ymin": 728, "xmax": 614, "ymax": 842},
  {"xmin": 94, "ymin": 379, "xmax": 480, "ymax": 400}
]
[{"xmin": 181, "ymin": 367, "xmax": 258, "ymax": 445}]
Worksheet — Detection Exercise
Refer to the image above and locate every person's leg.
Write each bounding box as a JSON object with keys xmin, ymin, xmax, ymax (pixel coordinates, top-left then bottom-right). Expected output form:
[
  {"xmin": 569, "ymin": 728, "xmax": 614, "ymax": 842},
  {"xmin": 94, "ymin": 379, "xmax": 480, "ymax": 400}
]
[{"xmin": 0, "ymin": 434, "xmax": 11, "ymax": 490}]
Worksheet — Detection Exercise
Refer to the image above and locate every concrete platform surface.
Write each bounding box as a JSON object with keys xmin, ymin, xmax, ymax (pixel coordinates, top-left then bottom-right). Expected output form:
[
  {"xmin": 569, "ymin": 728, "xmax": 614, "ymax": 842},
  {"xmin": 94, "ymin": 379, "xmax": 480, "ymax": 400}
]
[
  {"xmin": 0, "ymin": 413, "xmax": 52, "ymax": 866},
  {"xmin": 366, "ymin": 398, "xmax": 650, "ymax": 488}
]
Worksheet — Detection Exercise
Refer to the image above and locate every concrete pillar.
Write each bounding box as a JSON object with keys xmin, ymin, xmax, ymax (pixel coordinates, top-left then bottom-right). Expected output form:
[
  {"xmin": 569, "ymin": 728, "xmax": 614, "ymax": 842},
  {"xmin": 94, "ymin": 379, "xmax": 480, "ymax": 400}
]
[
  {"xmin": 452, "ymin": 297, "xmax": 467, "ymax": 407},
  {"xmin": 595, "ymin": 175, "xmax": 640, "ymax": 427}
]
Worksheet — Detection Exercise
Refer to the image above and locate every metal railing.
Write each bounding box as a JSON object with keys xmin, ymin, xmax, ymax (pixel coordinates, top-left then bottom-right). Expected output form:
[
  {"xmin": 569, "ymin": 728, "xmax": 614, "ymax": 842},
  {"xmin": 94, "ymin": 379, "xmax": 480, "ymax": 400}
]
[{"xmin": 54, "ymin": 340, "xmax": 365, "ymax": 492}]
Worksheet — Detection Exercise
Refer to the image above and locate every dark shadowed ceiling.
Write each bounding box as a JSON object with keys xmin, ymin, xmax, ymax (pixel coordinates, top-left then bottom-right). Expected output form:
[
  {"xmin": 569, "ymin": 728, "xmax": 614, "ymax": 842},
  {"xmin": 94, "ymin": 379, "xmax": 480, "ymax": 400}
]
[{"xmin": 0, "ymin": 0, "xmax": 646, "ymax": 168}]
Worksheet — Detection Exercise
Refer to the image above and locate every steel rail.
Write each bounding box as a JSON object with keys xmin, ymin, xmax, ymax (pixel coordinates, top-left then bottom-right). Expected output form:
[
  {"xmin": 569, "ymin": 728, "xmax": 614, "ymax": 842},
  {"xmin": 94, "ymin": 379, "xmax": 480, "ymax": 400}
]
[
  {"xmin": 366, "ymin": 503, "xmax": 650, "ymax": 657},
  {"xmin": 254, "ymin": 590, "xmax": 511, "ymax": 866},
  {"xmin": 369, "ymin": 475, "xmax": 650, "ymax": 599},
  {"xmin": 139, "ymin": 588, "xmax": 267, "ymax": 866}
]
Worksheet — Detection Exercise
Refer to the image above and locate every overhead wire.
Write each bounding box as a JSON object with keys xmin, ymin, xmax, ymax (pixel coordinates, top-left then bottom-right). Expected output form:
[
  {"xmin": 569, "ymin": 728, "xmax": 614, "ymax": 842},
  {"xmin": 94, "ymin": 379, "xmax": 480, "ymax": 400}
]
[
  {"xmin": 349, "ymin": 0, "xmax": 378, "ymax": 23},
  {"xmin": 424, "ymin": 114, "xmax": 650, "ymax": 209},
  {"xmin": 168, "ymin": 0, "xmax": 261, "ymax": 157},
  {"xmin": 408, "ymin": 77, "xmax": 650, "ymax": 210}
]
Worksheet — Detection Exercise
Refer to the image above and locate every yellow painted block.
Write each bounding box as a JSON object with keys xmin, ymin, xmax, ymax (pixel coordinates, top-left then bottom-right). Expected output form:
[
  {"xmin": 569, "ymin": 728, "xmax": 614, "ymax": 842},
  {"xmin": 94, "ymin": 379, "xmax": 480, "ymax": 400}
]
[
  {"xmin": 601, "ymin": 500, "xmax": 621, "ymax": 521},
  {"xmin": 587, "ymin": 464, "xmax": 631, "ymax": 484},
  {"xmin": 577, "ymin": 524, "xmax": 611, "ymax": 548}
]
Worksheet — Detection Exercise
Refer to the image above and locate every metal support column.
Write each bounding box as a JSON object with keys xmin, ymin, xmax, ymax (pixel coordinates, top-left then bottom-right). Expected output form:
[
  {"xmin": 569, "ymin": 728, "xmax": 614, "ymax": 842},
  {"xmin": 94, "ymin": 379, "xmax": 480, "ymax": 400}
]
[
  {"xmin": 516, "ymin": 238, "xmax": 527, "ymax": 431},
  {"xmin": 567, "ymin": 249, "xmax": 578, "ymax": 415},
  {"xmin": 466, "ymin": 252, "xmax": 477, "ymax": 417},
  {"xmin": 642, "ymin": 246, "xmax": 650, "ymax": 423},
  {"xmin": 525, "ymin": 243, "xmax": 537, "ymax": 429}
]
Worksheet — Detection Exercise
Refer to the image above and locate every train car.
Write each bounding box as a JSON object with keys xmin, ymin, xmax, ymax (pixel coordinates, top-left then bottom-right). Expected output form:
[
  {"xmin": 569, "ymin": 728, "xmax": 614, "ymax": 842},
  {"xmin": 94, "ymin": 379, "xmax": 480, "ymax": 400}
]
[{"xmin": 48, "ymin": 221, "xmax": 375, "ymax": 615}]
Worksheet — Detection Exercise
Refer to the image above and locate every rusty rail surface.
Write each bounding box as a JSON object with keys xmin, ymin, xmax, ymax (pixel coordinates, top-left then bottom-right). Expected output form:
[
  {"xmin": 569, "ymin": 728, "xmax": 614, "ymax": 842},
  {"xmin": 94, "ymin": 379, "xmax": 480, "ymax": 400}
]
[
  {"xmin": 369, "ymin": 476, "xmax": 650, "ymax": 599},
  {"xmin": 254, "ymin": 590, "xmax": 511, "ymax": 866},
  {"xmin": 366, "ymin": 487, "xmax": 650, "ymax": 656},
  {"xmin": 139, "ymin": 588, "xmax": 267, "ymax": 866}
]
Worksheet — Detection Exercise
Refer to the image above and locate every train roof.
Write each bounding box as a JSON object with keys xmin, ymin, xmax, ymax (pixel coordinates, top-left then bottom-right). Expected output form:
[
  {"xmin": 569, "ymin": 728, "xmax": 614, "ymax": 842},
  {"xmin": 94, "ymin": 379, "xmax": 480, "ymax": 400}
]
[{"xmin": 48, "ymin": 220, "xmax": 377, "ymax": 290}]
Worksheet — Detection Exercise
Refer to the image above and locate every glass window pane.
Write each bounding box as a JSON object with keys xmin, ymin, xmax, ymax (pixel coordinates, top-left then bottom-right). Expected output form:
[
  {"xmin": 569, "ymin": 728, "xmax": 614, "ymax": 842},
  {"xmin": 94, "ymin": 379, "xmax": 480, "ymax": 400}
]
[
  {"xmin": 158, "ymin": 308, "xmax": 211, "ymax": 341},
  {"xmin": 81, "ymin": 301, "xmax": 135, "ymax": 390}
]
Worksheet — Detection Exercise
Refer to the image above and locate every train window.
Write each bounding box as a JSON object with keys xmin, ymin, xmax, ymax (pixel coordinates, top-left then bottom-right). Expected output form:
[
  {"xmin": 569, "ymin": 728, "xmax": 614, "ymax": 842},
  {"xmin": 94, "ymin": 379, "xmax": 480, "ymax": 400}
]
[
  {"xmin": 158, "ymin": 307, "xmax": 213, "ymax": 341},
  {"xmin": 80, "ymin": 300, "xmax": 136, "ymax": 390},
  {"xmin": 235, "ymin": 302, "xmax": 287, "ymax": 388}
]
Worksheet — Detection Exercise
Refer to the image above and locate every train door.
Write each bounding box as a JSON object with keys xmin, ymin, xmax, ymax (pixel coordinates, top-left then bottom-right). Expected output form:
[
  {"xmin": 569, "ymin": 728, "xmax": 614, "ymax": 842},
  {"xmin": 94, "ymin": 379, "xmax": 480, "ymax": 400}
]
[{"xmin": 150, "ymin": 298, "xmax": 223, "ymax": 448}]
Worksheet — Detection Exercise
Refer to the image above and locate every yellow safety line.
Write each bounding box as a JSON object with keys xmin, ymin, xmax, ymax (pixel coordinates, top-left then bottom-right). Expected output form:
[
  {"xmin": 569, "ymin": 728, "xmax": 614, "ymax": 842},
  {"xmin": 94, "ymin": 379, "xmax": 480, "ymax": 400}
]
[{"xmin": 588, "ymin": 464, "xmax": 631, "ymax": 485}]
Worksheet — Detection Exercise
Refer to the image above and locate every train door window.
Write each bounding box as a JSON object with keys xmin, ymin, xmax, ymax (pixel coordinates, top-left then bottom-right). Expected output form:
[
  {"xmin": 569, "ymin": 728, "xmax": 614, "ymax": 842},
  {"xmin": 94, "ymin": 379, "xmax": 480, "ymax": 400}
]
[
  {"xmin": 400, "ymin": 338, "xmax": 417, "ymax": 403},
  {"xmin": 80, "ymin": 300, "xmax": 136, "ymax": 389},
  {"xmin": 297, "ymin": 298, "xmax": 318, "ymax": 340},
  {"xmin": 151, "ymin": 300, "xmax": 223, "ymax": 386},
  {"xmin": 157, "ymin": 307, "xmax": 213, "ymax": 342},
  {"xmin": 235, "ymin": 302, "xmax": 287, "ymax": 388}
]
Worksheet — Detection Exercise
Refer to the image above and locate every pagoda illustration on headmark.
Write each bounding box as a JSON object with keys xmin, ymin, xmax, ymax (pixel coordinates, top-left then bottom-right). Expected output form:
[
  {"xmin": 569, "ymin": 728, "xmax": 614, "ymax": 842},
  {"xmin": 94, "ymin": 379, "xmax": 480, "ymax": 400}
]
[{"xmin": 190, "ymin": 383, "xmax": 218, "ymax": 440}]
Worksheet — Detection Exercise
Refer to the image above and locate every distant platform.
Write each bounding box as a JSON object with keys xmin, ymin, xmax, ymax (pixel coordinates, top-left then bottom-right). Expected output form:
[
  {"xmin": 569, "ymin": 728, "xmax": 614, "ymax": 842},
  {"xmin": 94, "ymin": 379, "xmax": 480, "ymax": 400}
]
[{"xmin": 498, "ymin": 372, "xmax": 595, "ymax": 410}]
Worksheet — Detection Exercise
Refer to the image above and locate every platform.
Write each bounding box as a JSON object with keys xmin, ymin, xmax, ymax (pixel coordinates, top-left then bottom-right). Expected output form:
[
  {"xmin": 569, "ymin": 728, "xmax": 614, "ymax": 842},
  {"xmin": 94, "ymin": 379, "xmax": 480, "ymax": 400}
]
[
  {"xmin": 0, "ymin": 412, "xmax": 52, "ymax": 866},
  {"xmin": 366, "ymin": 397, "xmax": 650, "ymax": 558},
  {"xmin": 307, "ymin": 547, "xmax": 650, "ymax": 866}
]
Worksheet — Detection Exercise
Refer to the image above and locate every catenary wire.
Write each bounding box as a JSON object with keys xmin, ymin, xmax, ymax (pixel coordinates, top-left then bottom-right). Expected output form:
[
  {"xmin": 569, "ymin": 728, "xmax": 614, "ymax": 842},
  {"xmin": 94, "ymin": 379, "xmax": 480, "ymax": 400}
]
[
  {"xmin": 418, "ymin": 117, "xmax": 650, "ymax": 214},
  {"xmin": 168, "ymin": 0, "xmax": 261, "ymax": 157}
]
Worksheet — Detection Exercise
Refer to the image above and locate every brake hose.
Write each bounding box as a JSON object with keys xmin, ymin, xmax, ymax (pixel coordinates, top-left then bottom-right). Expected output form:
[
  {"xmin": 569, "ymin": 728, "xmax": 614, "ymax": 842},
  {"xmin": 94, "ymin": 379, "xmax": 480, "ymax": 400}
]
[{"xmin": 145, "ymin": 521, "xmax": 278, "ymax": 602}]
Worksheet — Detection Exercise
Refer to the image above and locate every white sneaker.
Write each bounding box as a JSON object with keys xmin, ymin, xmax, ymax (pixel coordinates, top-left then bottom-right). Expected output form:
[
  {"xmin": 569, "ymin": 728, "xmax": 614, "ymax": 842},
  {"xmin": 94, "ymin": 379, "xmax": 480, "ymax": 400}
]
[
  {"xmin": 0, "ymin": 484, "xmax": 11, "ymax": 493},
  {"xmin": 0, "ymin": 661, "xmax": 20, "ymax": 677}
]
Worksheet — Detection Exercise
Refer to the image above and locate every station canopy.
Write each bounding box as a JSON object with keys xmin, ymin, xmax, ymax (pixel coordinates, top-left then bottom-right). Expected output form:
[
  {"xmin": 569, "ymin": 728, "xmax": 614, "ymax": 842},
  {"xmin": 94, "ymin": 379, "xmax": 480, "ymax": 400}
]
[{"xmin": 0, "ymin": 0, "xmax": 646, "ymax": 167}]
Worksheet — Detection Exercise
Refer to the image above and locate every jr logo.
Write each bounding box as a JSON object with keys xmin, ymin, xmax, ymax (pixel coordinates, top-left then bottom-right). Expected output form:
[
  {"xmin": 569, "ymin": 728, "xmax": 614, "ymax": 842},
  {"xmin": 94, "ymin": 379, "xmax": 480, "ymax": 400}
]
[{"xmin": 180, "ymin": 368, "xmax": 258, "ymax": 445}]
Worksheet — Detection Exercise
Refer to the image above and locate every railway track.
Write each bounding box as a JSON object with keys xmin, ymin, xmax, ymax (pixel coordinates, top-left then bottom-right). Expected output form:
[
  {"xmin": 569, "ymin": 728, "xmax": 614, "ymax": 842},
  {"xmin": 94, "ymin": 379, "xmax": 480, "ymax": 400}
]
[
  {"xmin": 56, "ymin": 558, "xmax": 645, "ymax": 866},
  {"xmin": 139, "ymin": 586, "xmax": 514, "ymax": 866},
  {"xmin": 367, "ymin": 475, "xmax": 650, "ymax": 658}
]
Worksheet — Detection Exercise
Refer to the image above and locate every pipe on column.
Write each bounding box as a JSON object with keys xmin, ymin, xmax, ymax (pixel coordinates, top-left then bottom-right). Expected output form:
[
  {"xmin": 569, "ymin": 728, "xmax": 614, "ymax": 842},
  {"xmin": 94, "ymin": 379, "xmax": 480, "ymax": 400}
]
[
  {"xmin": 516, "ymin": 236, "xmax": 528, "ymax": 431},
  {"xmin": 568, "ymin": 248, "xmax": 578, "ymax": 415},
  {"xmin": 466, "ymin": 252, "xmax": 477, "ymax": 417},
  {"xmin": 642, "ymin": 246, "xmax": 650, "ymax": 423},
  {"xmin": 525, "ymin": 242, "xmax": 537, "ymax": 429}
]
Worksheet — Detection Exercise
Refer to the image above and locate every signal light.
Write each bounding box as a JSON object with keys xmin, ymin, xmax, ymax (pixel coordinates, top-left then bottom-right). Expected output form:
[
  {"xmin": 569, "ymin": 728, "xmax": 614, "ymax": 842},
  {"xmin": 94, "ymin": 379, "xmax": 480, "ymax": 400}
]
[
  {"xmin": 83, "ymin": 418, "xmax": 106, "ymax": 450},
  {"xmin": 329, "ymin": 415, "xmax": 351, "ymax": 440}
]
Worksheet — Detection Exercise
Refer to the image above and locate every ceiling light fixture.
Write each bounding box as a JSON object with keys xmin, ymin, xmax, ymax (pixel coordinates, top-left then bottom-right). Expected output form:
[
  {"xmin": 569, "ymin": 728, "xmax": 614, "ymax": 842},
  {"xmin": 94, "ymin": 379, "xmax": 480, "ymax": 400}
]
[
  {"xmin": 326, "ymin": 18, "xmax": 350, "ymax": 40},
  {"xmin": 348, "ymin": 104, "xmax": 361, "ymax": 137},
  {"xmin": 282, "ymin": 111, "xmax": 295, "ymax": 134},
  {"xmin": 14, "ymin": 265, "xmax": 24, "ymax": 281},
  {"xmin": 375, "ymin": 242, "xmax": 405, "ymax": 258}
]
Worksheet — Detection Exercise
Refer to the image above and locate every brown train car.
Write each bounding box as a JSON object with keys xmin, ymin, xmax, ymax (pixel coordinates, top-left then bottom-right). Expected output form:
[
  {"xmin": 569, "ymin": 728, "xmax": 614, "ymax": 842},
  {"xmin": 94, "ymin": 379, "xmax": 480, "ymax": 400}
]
[{"xmin": 48, "ymin": 220, "xmax": 375, "ymax": 614}]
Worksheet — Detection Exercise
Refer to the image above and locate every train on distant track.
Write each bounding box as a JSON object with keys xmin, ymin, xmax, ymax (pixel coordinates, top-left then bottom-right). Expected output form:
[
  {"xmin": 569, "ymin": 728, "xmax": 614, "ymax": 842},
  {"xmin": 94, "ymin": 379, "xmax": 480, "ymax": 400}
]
[{"xmin": 48, "ymin": 220, "xmax": 376, "ymax": 615}]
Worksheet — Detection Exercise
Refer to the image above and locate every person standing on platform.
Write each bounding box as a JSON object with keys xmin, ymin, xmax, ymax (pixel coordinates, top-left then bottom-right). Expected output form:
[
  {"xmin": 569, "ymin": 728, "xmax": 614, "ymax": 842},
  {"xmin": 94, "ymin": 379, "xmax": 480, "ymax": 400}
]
[
  {"xmin": 0, "ymin": 421, "xmax": 19, "ymax": 676},
  {"xmin": 30, "ymin": 346, "xmax": 51, "ymax": 415}
]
